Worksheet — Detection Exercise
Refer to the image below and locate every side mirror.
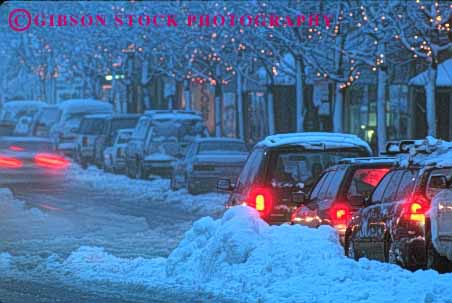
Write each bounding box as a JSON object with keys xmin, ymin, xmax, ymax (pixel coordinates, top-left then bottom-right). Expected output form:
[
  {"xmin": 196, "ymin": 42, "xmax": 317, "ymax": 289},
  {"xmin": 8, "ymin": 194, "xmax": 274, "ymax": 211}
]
[{"xmin": 217, "ymin": 178, "xmax": 234, "ymax": 192}]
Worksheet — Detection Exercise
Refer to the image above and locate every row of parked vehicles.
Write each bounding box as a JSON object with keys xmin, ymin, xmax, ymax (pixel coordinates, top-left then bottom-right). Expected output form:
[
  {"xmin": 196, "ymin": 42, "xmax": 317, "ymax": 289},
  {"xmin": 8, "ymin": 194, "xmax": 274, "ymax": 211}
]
[
  {"xmin": 219, "ymin": 135, "xmax": 452, "ymax": 273},
  {"xmin": 0, "ymin": 99, "xmax": 450, "ymax": 273},
  {"xmin": 0, "ymin": 99, "xmax": 249, "ymax": 195}
]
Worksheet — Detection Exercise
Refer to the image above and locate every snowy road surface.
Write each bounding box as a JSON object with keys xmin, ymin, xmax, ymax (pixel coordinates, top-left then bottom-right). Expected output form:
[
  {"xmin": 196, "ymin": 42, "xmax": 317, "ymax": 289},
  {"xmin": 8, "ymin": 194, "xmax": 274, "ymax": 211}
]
[{"xmin": 1, "ymin": 166, "xmax": 451, "ymax": 303}]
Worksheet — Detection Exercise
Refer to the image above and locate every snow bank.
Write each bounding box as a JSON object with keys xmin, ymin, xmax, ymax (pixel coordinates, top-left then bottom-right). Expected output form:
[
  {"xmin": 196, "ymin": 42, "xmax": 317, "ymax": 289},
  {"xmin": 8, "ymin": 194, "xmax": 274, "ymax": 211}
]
[
  {"xmin": 0, "ymin": 252, "xmax": 12, "ymax": 271},
  {"xmin": 67, "ymin": 166, "xmax": 227, "ymax": 216},
  {"xmin": 48, "ymin": 207, "xmax": 452, "ymax": 303}
]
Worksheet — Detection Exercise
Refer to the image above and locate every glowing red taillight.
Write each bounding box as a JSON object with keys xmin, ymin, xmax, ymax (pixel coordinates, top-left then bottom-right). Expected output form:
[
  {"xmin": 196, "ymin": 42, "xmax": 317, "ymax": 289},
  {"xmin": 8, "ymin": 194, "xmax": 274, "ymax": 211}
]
[
  {"xmin": 328, "ymin": 202, "xmax": 351, "ymax": 227},
  {"xmin": 0, "ymin": 155, "xmax": 23, "ymax": 168},
  {"xmin": 9, "ymin": 145, "xmax": 25, "ymax": 152},
  {"xmin": 246, "ymin": 187, "xmax": 273, "ymax": 217},
  {"xmin": 403, "ymin": 194, "xmax": 429, "ymax": 223},
  {"xmin": 34, "ymin": 153, "xmax": 70, "ymax": 169}
]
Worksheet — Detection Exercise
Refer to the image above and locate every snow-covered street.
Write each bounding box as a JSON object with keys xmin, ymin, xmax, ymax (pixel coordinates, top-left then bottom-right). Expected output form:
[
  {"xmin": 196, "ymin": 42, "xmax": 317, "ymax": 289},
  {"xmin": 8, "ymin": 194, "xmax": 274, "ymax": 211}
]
[{"xmin": 0, "ymin": 165, "xmax": 451, "ymax": 303}]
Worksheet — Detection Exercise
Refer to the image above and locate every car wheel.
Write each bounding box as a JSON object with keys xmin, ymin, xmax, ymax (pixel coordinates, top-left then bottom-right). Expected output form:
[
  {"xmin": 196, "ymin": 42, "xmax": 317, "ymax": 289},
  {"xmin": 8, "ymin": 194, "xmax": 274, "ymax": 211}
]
[
  {"xmin": 426, "ymin": 229, "xmax": 450, "ymax": 273},
  {"xmin": 186, "ymin": 176, "xmax": 199, "ymax": 195},
  {"xmin": 136, "ymin": 161, "xmax": 147, "ymax": 180},
  {"xmin": 345, "ymin": 236, "xmax": 358, "ymax": 261},
  {"xmin": 384, "ymin": 236, "xmax": 399, "ymax": 265},
  {"xmin": 126, "ymin": 162, "xmax": 135, "ymax": 179}
]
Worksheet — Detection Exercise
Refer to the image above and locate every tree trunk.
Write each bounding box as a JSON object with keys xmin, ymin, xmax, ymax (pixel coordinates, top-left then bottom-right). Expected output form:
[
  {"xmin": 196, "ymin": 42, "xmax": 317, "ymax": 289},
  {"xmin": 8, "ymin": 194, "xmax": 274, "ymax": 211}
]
[
  {"xmin": 215, "ymin": 65, "xmax": 223, "ymax": 137},
  {"xmin": 236, "ymin": 71, "xmax": 244, "ymax": 139},
  {"xmin": 333, "ymin": 82, "xmax": 343, "ymax": 132},
  {"xmin": 295, "ymin": 56, "xmax": 305, "ymax": 132},
  {"xmin": 425, "ymin": 64, "xmax": 437, "ymax": 137},
  {"xmin": 267, "ymin": 86, "xmax": 275, "ymax": 135},
  {"xmin": 184, "ymin": 80, "xmax": 191, "ymax": 110},
  {"xmin": 376, "ymin": 67, "xmax": 387, "ymax": 155}
]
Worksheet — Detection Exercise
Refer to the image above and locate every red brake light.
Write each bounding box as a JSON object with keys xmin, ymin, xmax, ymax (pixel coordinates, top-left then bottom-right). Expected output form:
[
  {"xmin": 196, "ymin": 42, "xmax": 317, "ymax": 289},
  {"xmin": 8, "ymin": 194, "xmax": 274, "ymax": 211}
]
[
  {"xmin": 246, "ymin": 187, "xmax": 273, "ymax": 217},
  {"xmin": 9, "ymin": 145, "xmax": 25, "ymax": 152},
  {"xmin": 403, "ymin": 194, "xmax": 429, "ymax": 223},
  {"xmin": 328, "ymin": 202, "xmax": 351, "ymax": 227},
  {"xmin": 34, "ymin": 153, "xmax": 70, "ymax": 169},
  {"xmin": 0, "ymin": 155, "xmax": 23, "ymax": 168}
]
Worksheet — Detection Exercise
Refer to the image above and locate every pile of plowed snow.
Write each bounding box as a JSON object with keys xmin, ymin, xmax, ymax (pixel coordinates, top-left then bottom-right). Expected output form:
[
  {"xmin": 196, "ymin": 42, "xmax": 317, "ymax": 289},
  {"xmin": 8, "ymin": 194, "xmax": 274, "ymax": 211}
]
[{"xmin": 42, "ymin": 206, "xmax": 452, "ymax": 302}]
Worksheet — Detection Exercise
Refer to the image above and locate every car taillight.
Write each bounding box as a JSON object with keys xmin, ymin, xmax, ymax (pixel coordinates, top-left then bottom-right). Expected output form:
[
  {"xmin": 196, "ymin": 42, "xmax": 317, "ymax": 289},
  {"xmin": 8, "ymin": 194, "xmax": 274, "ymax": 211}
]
[
  {"xmin": 328, "ymin": 202, "xmax": 351, "ymax": 229},
  {"xmin": 245, "ymin": 187, "xmax": 273, "ymax": 217},
  {"xmin": 403, "ymin": 193, "xmax": 429, "ymax": 224},
  {"xmin": 34, "ymin": 153, "xmax": 70, "ymax": 169},
  {"xmin": 0, "ymin": 155, "xmax": 22, "ymax": 168},
  {"xmin": 82, "ymin": 136, "xmax": 88, "ymax": 146}
]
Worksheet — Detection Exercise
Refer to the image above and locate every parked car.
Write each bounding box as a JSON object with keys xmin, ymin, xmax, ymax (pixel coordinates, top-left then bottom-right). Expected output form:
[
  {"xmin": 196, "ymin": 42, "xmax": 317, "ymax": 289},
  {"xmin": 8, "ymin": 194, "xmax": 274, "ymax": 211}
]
[
  {"xmin": 50, "ymin": 99, "xmax": 113, "ymax": 157},
  {"xmin": 429, "ymin": 189, "xmax": 452, "ymax": 272},
  {"xmin": 126, "ymin": 110, "xmax": 208, "ymax": 179},
  {"xmin": 291, "ymin": 157, "xmax": 394, "ymax": 241},
  {"xmin": 103, "ymin": 128, "xmax": 133, "ymax": 173},
  {"xmin": 74, "ymin": 114, "xmax": 110, "ymax": 169},
  {"xmin": 30, "ymin": 105, "xmax": 61, "ymax": 137},
  {"xmin": 218, "ymin": 132, "xmax": 372, "ymax": 225},
  {"xmin": 0, "ymin": 136, "xmax": 70, "ymax": 194},
  {"xmin": 345, "ymin": 138, "xmax": 452, "ymax": 271},
  {"xmin": 171, "ymin": 137, "xmax": 249, "ymax": 194},
  {"xmin": 0, "ymin": 100, "xmax": 46, "ymax": 136},
  {"xmin": 92, "ymin": 114, "xmax": 140, "ymax": 168}
]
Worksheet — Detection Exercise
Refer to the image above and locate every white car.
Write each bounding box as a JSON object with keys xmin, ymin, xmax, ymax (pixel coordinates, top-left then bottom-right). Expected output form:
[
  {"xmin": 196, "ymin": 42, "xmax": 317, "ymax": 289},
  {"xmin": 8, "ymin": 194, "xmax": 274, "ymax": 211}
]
[
  {"xmin": 49, "ymin": 99, "xmax": 114, "ymax": 157},
  {"xmin": 429, "ymin": 189, "xmax": 452, "ymax": 272},
  {"xmin": 103, "ymin": 129, "xmax": 133, "ymax": 174}
]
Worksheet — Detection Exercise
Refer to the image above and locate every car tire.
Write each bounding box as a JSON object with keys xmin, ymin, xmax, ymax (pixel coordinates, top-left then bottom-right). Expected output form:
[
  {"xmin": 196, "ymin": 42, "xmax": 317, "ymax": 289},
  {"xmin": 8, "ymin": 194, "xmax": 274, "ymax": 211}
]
[
  {"xmin": 126, "ymin": 159, "xmax": 136, "ymax": 179},
  {"xmin": 345, "ymin": 236, "xmax": 358, "ymax": 261},
  {"xmin": 426, "ymin": 229, "xmax": 450, "ymax": 273},
  {"xmin": 384, "ymin": 235, "xmax": 399, "ymax": 265},
  {"xmin": 136, "ymin": 160, "xmax": 147, "ymax": 180},
  {"xmin": 186, "ymin": 176, "xmax": 199, "ymax": 195}
]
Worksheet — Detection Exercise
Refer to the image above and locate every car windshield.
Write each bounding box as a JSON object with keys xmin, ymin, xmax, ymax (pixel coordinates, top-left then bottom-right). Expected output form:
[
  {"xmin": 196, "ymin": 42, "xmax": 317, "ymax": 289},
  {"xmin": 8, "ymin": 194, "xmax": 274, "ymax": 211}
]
[
  {"xmin": 38, "ymin": 108, "xmax": 61, "ymax": 126},
  {"xmin": 270, "ymin": 150, "xmax": 366, "ymax": 185},
  {"xmin": 116, "ymin": 132, "xmax": 132, "ymax": 144},
  {"xmin": 198, "ymin": 141, "xmax": 247, "ymax": 153},
  {"xmin": 78, "ymin": 118, "xmax": 106, "ymax": 135},
  {"xmin": 111, "ymin": 118, "xmax": 138, "ymax": 133}
]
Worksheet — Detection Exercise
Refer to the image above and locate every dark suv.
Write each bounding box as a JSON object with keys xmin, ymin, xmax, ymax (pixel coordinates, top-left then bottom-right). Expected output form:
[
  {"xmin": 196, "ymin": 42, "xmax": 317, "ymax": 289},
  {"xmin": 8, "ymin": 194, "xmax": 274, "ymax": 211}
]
[
  {"xmin": 291, "ymin": 157, "xmax": 394, "ymax": 240},
  {"xmin": 218, "ymin": 132, "xmax": 372, "ymax": 224},
  {"xmin": 345, "ymin": 139, "xmax": 452, "ymax": 270}
]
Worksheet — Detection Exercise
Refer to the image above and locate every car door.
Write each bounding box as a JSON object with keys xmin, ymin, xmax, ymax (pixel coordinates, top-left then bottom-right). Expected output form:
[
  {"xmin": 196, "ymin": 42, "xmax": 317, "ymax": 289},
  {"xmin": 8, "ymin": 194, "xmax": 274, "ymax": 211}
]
[{"xmin": 354, "ymin": 170, "xmax": 400, "ymax": 260}]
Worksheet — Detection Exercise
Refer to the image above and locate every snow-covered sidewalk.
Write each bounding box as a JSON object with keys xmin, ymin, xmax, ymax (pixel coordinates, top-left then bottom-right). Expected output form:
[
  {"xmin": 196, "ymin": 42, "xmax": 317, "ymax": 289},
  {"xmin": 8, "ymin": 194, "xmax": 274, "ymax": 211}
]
[{"xmin": 19, "ymin": 207, "xmax": 451, "ymax": 303}]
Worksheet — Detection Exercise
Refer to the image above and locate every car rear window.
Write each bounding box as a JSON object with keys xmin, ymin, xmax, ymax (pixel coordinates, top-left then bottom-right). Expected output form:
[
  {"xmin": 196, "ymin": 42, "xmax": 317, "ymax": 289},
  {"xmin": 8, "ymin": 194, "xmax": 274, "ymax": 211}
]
[
  {"xmin": 236, "ymin": 148, "xmax": 264, "ymax": 188},
  {"xmin": 79, "ymin": 118, "xmax": 107, "ymax": 135},
  {"xmin": 198, "ymin": 142, "xmax": 247, "ymax": 153},
  {"xmin": 0, "ymin": 141, "xmax": 54, "ymax": 152},
  {"xmin": 347, "ymin": 168, "xmax": 390, "ymax": 199}
]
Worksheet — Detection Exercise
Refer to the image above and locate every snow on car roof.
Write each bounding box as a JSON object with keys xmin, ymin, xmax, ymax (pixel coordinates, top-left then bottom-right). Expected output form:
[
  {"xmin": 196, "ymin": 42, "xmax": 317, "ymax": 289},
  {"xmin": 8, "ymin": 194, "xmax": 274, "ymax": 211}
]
[
  {"xmin": 117, "ymin": 128, "xmax": 134, "ymax": 133},
  {"xmin": 398, "ymin": 137, "xmax": 452, "ymax": 168},
  {"xmin": 194, "ymin": 137, "xmax": 245, "ymax": 143},
  {"xmin": 259, "ymin": 132, "xmax": 371, "ymax": 152},
  {"xmin": 57, "ymin": 99, "xmax": 113, "ymax": 112},
  {"xmin": 145, "ymin": 110, "xmax": 203, "ymax": 121},
  {"xmin": 338, "ymin": 156, "xmax": 396, "ymax": 164}
]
